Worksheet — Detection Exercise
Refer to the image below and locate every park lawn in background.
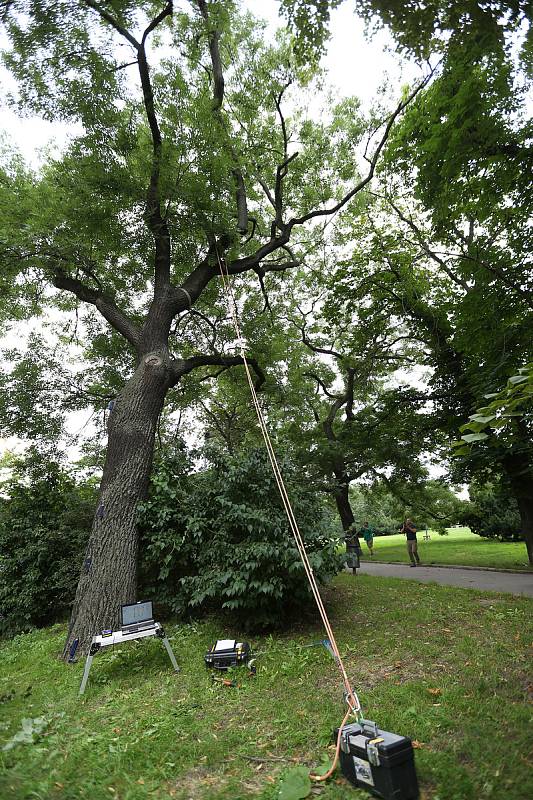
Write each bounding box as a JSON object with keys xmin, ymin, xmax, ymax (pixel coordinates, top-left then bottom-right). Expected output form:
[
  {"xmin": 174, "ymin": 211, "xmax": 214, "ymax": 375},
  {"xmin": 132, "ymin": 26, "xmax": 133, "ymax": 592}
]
[
  {"xmin": 365, "ymin": 527, "xmax": 532, "ymax": 570},
  {"xmin": 1, "ymin": 573, "xmax": 532, "ymax": 800}
]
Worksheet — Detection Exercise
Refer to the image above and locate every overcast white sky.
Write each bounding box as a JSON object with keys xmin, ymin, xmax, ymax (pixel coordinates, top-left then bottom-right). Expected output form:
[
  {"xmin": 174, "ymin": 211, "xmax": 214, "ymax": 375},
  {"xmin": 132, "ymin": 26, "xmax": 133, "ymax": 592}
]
[{"xmin": 0, "ymin": 1, "xmax": 426, "ymax": 464}]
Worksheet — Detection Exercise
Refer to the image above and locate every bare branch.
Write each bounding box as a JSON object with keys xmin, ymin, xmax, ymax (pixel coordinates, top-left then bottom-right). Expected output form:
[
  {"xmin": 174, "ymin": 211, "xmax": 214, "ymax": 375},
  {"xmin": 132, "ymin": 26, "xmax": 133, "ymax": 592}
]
[
  {"xmin": 112, "ymin": 60, "xmax": 138, "ymax": 72},
  {"xmin": 256, "ymin": 174, "xmax": 277, "ymax": 210}
]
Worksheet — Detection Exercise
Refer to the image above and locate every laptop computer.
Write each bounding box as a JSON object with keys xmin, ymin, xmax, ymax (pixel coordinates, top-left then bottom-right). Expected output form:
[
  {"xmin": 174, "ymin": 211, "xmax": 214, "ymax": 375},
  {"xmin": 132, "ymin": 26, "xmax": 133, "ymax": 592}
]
[{"xmin": 120, "ymin": 600, "xmax": 156, "ymax": 634}]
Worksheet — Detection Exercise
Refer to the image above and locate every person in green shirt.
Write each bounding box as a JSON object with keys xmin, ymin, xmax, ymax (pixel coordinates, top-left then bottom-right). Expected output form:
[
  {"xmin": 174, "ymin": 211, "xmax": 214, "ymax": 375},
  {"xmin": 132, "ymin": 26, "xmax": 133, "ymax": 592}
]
[{"xmin": 360, "ymin": 521, "xmax": 374, "ymax": 556}]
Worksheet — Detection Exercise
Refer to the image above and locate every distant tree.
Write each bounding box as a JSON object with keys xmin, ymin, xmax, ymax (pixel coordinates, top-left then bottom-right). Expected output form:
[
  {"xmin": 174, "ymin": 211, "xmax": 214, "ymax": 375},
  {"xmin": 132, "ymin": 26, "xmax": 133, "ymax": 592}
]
[
  {"xmin": 349, "ymin": 481, "xmax": 466, "ymax": 536},
  {"xmin": 281, "ymin": 0, "xmax": 533, "ymax": 560}
]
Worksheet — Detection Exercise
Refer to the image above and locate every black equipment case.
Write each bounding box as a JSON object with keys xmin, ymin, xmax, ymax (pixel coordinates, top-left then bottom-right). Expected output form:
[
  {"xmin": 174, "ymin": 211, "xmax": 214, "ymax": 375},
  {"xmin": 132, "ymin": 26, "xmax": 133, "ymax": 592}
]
[
  {"xmin": 334, "ymin": 720, "xmax": 419, "ymax": 800},
  {"xmin": 204, "ymin": 640, "xmax": 251, "ymax": 670}
]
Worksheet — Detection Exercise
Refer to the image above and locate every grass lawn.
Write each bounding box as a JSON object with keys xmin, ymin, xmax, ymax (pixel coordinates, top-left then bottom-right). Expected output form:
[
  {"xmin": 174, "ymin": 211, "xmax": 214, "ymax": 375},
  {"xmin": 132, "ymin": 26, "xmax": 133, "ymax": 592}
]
[
  {"xmin": 1, "ymin": 574, "xmax": 532, "ymax": 800},
  {"xmin": 365, "ymin": 527, "xmax": 532, "ymax": 570}
]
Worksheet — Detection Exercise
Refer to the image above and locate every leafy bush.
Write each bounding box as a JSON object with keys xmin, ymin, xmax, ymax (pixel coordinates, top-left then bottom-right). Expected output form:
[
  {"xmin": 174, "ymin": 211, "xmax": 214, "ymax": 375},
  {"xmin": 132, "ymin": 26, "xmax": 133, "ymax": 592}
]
[
  {"xmin": 0, "ymin": 450, "xmax": 94, "ymax": 637},
  {"xmin": 459, "ymin": 481, "xmax": 522, "ymax": 542},
  {"xmin": 139, "ymin": 447, "xmax": 343, "ymax": 629}
]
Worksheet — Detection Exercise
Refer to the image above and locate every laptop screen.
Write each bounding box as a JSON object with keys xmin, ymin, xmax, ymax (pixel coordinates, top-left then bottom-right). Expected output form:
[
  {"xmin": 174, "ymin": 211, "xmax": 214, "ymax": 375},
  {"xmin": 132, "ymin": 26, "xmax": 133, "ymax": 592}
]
[{"xmin": 121, "ymin": 600, "xmax": 153, "ymax": 627}]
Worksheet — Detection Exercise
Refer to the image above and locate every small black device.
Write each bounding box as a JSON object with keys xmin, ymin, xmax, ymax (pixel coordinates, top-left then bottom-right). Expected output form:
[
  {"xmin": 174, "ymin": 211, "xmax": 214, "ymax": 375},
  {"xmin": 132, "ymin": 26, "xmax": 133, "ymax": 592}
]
[
  {"xmin": 121, "ymin": 600, "xmax": 155, "ymax": 634},
  {"xmin": 334, "ymin": 720, "xmax": 419, "ymax": 800},
  {"xmin": 204, "ymin": 639, "xmax": 252, "ymax": 670}
]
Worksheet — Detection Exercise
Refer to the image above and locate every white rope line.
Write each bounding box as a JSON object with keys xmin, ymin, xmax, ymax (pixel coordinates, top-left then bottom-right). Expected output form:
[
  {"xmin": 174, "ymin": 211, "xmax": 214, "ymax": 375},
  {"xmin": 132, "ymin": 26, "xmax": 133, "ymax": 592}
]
[{"xmin": 214, "ymin": 247, "xmax": 362, "ymax": 719}]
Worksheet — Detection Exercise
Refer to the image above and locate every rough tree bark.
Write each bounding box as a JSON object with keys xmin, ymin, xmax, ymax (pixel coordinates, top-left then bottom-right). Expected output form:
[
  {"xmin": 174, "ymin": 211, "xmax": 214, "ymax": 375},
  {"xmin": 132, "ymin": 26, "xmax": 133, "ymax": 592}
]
[{"xmin": 63, "ymin": 353, "xmax": 169, "ymax": 654}]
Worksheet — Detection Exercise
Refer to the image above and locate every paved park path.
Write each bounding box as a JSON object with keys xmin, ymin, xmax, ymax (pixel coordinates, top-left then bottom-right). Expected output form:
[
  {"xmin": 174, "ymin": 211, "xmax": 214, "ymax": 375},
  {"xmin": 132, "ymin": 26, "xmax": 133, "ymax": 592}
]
[{"xmin": 356, "ymin": 561, "xmax": 533, "ymax": 597}]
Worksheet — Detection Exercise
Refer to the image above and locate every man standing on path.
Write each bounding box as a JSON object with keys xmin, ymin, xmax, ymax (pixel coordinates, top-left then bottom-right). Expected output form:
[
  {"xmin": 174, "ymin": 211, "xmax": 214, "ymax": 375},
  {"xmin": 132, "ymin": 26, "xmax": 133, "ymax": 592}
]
[
  {"xmin": 400, "ymin": 518, "xmax": 421, "ymax": 567},
  {"xmin": 360, "ymin": 521, "xmax": 375, "ymax": 556}
]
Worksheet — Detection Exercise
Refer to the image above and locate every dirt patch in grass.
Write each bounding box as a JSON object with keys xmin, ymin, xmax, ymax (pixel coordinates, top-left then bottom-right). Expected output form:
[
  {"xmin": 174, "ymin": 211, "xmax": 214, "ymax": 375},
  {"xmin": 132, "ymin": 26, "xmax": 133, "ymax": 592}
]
[
  {"xmin": 169, "ymin": 765, "xmax": 235, "ymax": 799},
  {"xmin": 477, "ymin": 598, "xmax": 505, "ymax": 607},
  {"xmin": 170, "ymin": 759, "xmax": 286, "ymax": 799}
]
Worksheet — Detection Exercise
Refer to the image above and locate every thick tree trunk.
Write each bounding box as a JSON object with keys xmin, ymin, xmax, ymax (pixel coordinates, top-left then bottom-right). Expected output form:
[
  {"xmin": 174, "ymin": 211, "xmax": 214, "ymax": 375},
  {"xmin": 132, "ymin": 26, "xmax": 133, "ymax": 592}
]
[
  {"xmin": 332, "ymin": 472, "xmax": 359, "ymax": 574},
  {"xmin": 333, "ymin": 480, "xmax": 356, "ymax": 533},
  {"xmin": 62, "ymin": 352, "xmax": 169, "ymax": 658},
  {"xmin": 502, "ymin": 451, "xmax": 533, "ymax": 565},
  {"xmin": 515, "ymin": 494, "xmax": 533, "ymax": 564}
]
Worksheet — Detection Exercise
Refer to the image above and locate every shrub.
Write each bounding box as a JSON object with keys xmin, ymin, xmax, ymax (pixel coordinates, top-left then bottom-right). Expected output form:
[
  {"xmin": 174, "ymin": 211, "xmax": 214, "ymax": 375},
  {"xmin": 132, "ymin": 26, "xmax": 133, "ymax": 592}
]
[
  {"xmin": 139, "ymin": 447, "xmax": 343, "ymax": 629},
  {"xmin": 0, "ymin": 450, "xmax": 94, "ymax": 637}
]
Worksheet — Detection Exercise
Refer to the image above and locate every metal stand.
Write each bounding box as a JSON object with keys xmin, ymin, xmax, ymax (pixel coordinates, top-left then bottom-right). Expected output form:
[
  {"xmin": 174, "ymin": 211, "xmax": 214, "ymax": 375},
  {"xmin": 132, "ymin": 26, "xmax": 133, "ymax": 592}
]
[{"xmin": 79, "ymin": 622, "xmax": 179, "ymax": 695}]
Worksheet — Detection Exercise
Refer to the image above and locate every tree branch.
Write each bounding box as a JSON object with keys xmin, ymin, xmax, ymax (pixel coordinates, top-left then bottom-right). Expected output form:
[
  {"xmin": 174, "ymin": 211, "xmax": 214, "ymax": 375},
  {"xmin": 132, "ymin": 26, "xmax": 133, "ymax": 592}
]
[
  {"xmin": 84, "ymin": 0, "xmax": 173, "ymax": 295},
  {"xmin": 51, "ymin": 268, "xmax": 140, "ymax": 348},
  {"xmin": 287, "ymin": 73, "xmax": 433, "ymax": 229},
  {"xmin": 345, "ymin": 368, "xmax": 355, "ymax": 421},
  {"xmin": 381, "ymin": 195, "xmax": 470, "ymax": 291},
  {"xmin": 169, "ymin": 352, "xmax": 265, "ymax": 389},
  {"xmin": 196, "ymin": 0, "xmax": 248, "ymax": 234},
  {"xmin": 303, "ymin": 372, "xmax": 342, "ymax": 400},
  {"xmin": 83, "ymin": 1, "xmax": 140, "ymax": 48},
  {"xmin": 164, "ymin": 74, "xmax": 429, "ymax": 326}
]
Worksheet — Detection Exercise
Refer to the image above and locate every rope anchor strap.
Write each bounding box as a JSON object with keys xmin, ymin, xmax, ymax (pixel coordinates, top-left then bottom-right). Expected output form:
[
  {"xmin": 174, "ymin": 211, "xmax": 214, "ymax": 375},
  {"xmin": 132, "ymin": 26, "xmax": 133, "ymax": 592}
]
[
  {"xmin": 213, "ymin": 245, "xmax": 363, "ymax": 725},
  {"xmin": 177, "ymin": 286, "xmax": 192, "ymax": 309}
]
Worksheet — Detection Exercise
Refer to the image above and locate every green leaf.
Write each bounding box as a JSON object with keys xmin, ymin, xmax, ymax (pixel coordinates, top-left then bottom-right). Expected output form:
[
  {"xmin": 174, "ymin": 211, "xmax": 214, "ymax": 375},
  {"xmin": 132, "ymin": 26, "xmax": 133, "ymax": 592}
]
[
  {"xmin": 460, "ymin": 421, "xmax": 486, "ymax": 433},
  {"xmin": 461, "ymin": 433, "xmax": 489, "ymax": 443},
  {"xmin": 508, "ymin": 375, "xmax": 528, "ymax": 385},
  {"xmin": 451, "ymin": 446, "xmax": 471, "ymax": 456},
  {"xmin": 278, "ymin": 766, "xmax": 312, "ymax": 800}
]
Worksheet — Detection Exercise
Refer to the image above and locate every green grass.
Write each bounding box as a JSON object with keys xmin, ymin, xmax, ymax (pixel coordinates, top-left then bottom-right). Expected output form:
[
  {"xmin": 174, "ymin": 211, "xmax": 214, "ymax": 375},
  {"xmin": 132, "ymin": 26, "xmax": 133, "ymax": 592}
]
[
  {"xmin": 1, "ymin": 575, "xmax": 532, "ymax": 800},
  {"xmin": 364, "ymin": 527, "xmax": 532, "ymax": 570}
]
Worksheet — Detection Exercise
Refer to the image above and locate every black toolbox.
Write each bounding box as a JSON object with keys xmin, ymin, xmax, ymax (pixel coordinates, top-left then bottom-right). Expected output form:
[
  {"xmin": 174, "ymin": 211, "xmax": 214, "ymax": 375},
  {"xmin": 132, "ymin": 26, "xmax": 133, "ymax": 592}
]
[
  {"xmin": 204, "ymin": 639, "xmax": 251, "ymax": 670},
  {"xmin": 334, "ymin": 720, "xmax": 419, "ymax": 799}
]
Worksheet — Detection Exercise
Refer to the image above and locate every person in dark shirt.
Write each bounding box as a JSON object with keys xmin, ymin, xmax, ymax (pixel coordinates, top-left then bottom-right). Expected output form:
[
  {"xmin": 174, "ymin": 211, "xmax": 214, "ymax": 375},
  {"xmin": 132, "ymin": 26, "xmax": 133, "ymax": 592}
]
[{"xmin": 400, "ymin": 518, "xmax": 420, "ymax": 567}]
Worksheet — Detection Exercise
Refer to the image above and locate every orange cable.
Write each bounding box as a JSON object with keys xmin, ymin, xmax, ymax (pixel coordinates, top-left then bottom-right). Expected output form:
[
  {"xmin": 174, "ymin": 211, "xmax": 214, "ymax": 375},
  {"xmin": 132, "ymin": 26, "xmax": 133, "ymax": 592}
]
[{"xmin": 309, "ymin": 705, "xmax": 353, "ymax": 782}]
